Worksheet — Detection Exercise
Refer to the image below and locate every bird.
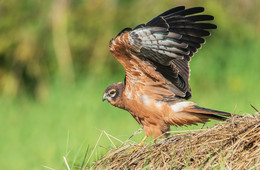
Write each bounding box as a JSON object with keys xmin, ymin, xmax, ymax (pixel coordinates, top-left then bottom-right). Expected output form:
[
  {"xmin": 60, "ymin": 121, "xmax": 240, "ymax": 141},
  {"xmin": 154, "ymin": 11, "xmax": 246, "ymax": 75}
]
[{"xmin": 102, "ymin": 6, "xmax": 231, "ymax": 140}]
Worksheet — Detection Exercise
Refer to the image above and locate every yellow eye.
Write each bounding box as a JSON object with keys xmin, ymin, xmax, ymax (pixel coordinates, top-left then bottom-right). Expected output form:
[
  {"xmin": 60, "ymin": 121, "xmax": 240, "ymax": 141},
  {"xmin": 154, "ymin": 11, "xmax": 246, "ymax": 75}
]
[{"xmin": 109, "ymin": 90, "xmax": 116, "ymax": 97}]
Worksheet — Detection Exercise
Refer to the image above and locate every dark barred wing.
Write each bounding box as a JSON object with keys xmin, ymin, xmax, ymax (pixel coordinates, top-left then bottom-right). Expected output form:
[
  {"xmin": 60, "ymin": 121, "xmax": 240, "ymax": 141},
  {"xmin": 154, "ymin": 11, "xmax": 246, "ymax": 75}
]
[{"xmin": 128, "ymin": 6, "xmax": 216, "ymax": 99}]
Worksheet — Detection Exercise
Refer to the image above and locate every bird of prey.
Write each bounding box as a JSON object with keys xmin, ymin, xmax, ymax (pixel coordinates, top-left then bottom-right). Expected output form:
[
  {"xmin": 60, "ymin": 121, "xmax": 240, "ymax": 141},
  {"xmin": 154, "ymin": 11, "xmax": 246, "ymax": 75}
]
[{"xmin": 103, "ymin": 6, "xmax": 231, "ymax": 139}]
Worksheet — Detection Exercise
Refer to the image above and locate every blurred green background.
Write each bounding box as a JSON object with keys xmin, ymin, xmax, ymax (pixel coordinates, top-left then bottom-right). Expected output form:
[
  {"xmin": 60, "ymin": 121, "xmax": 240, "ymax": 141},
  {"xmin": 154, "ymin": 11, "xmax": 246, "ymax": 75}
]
[{"xmin": 0, "ymin": 0, "xmax": 260, "ymax": 169}]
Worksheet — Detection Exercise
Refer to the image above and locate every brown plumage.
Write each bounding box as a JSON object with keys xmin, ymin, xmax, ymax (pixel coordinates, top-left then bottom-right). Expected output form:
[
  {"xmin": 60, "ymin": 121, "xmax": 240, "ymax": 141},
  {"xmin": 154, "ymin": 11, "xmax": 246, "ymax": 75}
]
[{"xmin": 103, "ymin": 6, "xmax": 231, "ymax": 138}]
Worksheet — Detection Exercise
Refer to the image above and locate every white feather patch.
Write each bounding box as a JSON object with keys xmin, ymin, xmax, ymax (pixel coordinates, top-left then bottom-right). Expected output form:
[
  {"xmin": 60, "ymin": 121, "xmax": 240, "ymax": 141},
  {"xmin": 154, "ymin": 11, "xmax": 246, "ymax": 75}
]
[
  {"xmin": 140, "ymin": 95, "xmax": 151, "ymax": 106},
  {"xmin": 125, "ymin": 89, "xmax": 132, "ymax": 100},
  {"xmin": 112, "ymin": 40, "xmax": 116, "ymax": 46},
  {"xmin": 171, "ymin": 101, "xmax": 194, "ymax": 112},
  {"xmin": 118, "ymin": 35, "xmax": 122, "ymax": 42},
  {"xmin": 156, "ymin": 102, "xmax": 162, "ymax": 109}
]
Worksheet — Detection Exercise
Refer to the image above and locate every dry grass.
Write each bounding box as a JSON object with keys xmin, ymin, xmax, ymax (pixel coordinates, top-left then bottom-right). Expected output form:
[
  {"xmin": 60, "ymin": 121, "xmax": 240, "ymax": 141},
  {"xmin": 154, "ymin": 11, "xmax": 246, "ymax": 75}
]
[{"xmin": 92, "ymin": 114, "xmax": 260, "ymax": 169}]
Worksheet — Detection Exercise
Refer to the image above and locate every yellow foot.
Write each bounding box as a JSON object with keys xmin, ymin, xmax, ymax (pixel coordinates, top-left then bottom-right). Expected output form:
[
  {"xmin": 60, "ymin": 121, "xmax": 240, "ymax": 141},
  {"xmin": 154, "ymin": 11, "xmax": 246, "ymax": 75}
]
[{"xmin": 130, "ymin": 136, "xmax": 147, "ymax": 153}]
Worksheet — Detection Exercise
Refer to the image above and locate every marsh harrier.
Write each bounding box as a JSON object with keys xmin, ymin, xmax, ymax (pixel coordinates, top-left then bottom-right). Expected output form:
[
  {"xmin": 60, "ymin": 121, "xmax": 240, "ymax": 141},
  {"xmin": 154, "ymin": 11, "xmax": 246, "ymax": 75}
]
[{"xmin": 103, "ymin": 6, "xmax": 231, "ymax": 139}]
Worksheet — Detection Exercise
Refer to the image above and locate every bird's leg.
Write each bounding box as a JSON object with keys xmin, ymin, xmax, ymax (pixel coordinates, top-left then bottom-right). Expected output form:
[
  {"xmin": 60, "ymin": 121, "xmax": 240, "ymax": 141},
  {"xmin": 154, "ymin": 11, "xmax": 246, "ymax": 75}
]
[
  {"xmin": 201, "ymin": 123, "xmax": 206, "ymax": 129},
  {"xmin": 130, "ymin": 136, "xmax": 147, "ymax": 152},
  {"xmin": 201, "ymin": 122, "xmax": 208, "ymax": 129},
  {"xmin": 138, "ymin": 135, "xmax": 147, "ymax": 146}
]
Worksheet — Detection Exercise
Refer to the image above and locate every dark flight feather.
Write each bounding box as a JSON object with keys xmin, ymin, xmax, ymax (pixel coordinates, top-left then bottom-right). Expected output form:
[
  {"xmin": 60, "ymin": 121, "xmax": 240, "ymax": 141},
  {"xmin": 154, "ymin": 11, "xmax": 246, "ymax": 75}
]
[
  {"xmin": 114, "ymin": 6, "xmax": 216, "ymax": 100},
  {"xmin": 125, "ymin": 6, "xmax": 217, "ymax": 100},
  {"xmin": 185, "ymin": 15, "xmax": 214, "ymax": 21},
  {"xmin": 168, "ymin": 7, "xmax": 205, "ymax": 16},
  {"xmin": 146, "ymin": 6, "xmax": 185, "ymax": 26}
]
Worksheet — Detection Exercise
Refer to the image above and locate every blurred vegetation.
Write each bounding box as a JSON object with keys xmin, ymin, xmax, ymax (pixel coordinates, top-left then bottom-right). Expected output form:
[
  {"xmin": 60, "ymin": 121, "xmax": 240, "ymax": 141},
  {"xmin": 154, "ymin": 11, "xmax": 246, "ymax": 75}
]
[
  {"xmin": 0, "ymin": 0, "xmax": 260, "ymax": 169},
  {"xmin": 0, "ymin": 0, "xmax": 259, "ymax": 99}
]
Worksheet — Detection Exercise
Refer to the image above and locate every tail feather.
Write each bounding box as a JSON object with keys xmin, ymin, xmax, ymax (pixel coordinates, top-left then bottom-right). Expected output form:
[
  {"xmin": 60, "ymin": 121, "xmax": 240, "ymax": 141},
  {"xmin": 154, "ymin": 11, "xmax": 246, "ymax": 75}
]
[
  {"xmin": 166, "ymin": 104, "xmax": 231, "ymax": 127},
  {"xmin": 183, "ymin": 105, "xmax": 231, "ymax": 121}
]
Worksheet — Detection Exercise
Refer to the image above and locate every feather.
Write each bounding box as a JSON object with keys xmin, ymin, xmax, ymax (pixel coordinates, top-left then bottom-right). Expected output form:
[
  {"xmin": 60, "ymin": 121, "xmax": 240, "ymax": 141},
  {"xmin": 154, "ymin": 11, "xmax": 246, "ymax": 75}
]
[
  {"xmin": 171, "ymin": 28, "xmax": 211, "ymax": 37},
  {"xmin": 168, "ymin": 7, "xmax": 205, "ymax": 16},
  {"xmin": 170, "ymin": 22, "xmax": 217, "ymax": 29},
  {"xmin": 185, "ymin": 14, "xmax": 214, "ymax": 21},
  {"xmin": 183, "ymin": 105, "xmax": 231, "ymax": 121},
  {"xmin": 146, "ymin": 6, "xmax": 185, "ymax": 26}
]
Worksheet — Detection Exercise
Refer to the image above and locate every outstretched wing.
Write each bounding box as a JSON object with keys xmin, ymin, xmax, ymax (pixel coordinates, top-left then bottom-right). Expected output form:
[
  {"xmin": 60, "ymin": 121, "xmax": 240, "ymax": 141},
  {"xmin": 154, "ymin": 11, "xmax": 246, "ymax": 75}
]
[{"xmin": 110, "ymin": 6, "xmax": 216, "ymax": 101}]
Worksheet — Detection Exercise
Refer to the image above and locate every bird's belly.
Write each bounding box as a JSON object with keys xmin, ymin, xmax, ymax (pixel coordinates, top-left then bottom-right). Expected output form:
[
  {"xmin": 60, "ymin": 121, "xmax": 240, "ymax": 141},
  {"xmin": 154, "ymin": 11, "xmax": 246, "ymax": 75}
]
[
  {"xmin": 125, "ymin": 98, "xmax": 172, "ymax": 137},
  {"xmin": 125, "ymin": 97, "xmax": 168, "ymax": 126}
]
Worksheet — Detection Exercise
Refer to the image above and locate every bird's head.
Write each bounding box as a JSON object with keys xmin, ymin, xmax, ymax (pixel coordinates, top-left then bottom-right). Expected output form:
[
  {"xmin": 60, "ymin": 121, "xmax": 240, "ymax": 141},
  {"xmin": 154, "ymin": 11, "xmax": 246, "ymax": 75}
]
[{"xmin": 103, "ymin": 82, "xmax": 125, "ymax": 109}]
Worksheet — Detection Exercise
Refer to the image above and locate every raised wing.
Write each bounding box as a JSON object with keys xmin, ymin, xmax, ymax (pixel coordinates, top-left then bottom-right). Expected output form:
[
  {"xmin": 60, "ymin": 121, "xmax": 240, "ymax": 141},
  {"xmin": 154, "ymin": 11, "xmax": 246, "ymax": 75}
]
[{"xmin": 110, "ymin": 6, "xmax": 216, "ymax": 101}]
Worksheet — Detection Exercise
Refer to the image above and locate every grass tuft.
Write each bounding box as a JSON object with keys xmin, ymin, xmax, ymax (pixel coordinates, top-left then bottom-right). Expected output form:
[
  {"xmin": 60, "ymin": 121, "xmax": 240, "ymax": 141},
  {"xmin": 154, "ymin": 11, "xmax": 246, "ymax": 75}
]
[{"xmin": 92, "ymin": 114, "xmax": 260, "ymax": 169}]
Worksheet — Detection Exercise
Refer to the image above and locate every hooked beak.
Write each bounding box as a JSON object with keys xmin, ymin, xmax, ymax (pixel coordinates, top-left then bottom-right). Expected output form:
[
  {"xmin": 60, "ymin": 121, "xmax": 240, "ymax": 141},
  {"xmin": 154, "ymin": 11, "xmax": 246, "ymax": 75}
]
[{"xmin": 102, "ymin": 94, "xmax": 108, "ymax": 102}]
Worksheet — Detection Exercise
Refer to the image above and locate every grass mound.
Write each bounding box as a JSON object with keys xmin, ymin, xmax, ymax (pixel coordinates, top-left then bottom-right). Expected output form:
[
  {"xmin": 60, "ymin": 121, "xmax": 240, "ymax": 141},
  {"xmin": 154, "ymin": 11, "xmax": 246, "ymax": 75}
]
[{"xmin": 92, "ymin": 114, "xmax": 260, "ymax": 169}]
